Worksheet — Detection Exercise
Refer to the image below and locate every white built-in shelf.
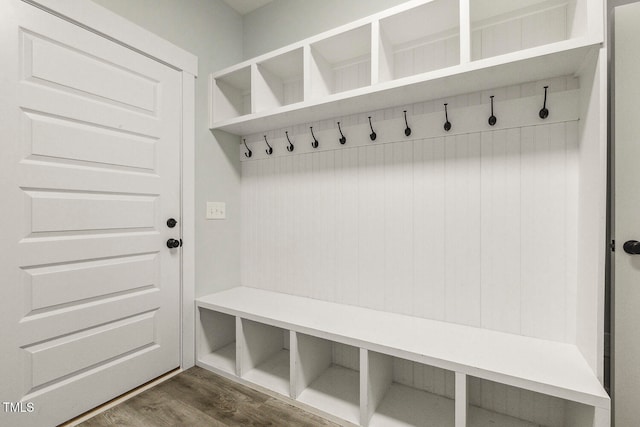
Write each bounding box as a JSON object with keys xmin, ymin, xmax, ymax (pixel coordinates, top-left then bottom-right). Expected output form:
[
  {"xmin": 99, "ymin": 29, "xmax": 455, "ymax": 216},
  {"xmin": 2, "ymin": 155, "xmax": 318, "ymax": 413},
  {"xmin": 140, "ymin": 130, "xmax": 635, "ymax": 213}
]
[
  {"xmin": 196, "ymin": 309, "xmax": 236, "ymax": 375},
  {"xmin": 238, "ymin": 319, "xmax": 290, "ymax": 396},
  {"xmin": 209, "ymin": 0, "xmax": 603, "ymax": 136},
  {"xmin": 242, "ymin": 348, "xmax": 290, "ymax": 396},
  {"xmin": 196, "ymin": 287, "xmax": 609, "ymax": 426},
  {"xmin": 468, "ymin": 406, "xmax": 538, "ymax": 427},
  {"xmin": 370, "ymin": 383, "xmax": 455, "ymax": 427},
  {"xmin": 197, "ymin": 286, "xmax": 609, "ymax": 410},
  {"xmin": 297, "ymin": 365, "xmax": 361, "ymax": 425},
  {"xmin": 198, "ymin": 342, "xmax": 236, "ymax": 375}
]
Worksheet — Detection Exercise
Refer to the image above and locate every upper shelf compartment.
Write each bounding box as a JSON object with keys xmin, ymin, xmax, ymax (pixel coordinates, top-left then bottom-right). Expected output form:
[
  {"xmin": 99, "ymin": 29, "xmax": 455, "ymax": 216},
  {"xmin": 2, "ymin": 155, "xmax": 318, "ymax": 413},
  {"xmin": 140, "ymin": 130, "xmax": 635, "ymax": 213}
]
[
  {"xmin": 254, "ymin": 47, "xmax": 304, "ymax": 112},
  {"xmin": 377, "ymin": 0, "xmax": 460, "ymax": 82},
  {"xmin": 308, "ymin": 24, "xmax": 372, "ymax": 99},
  {"xmin": 211, "ymin": 65, "xmax": 251, "ymax": 122},
  {"xmin": 209, "ymin": 0, "xmax": 603, "ymax": 135},
  {"xmin": 470, "ymin": 0, "xmax": 587, "ymax": 61}
]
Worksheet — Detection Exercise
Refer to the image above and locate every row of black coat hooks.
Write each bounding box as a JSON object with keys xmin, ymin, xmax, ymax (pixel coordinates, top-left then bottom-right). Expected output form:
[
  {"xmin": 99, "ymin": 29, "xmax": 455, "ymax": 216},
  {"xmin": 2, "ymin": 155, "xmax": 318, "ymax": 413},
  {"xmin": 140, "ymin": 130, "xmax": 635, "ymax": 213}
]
[{"xmin": 243, "ymin": 86, "xmax": 550, "ymax": 158}]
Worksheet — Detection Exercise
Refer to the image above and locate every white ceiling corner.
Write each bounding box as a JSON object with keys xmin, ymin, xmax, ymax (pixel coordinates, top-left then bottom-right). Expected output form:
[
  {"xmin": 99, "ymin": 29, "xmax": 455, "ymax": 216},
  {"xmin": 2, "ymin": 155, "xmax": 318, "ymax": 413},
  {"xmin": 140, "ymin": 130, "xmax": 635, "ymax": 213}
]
[{"xmin": 223, "ymin": 0, "xmax": 273, "ymax": 15}]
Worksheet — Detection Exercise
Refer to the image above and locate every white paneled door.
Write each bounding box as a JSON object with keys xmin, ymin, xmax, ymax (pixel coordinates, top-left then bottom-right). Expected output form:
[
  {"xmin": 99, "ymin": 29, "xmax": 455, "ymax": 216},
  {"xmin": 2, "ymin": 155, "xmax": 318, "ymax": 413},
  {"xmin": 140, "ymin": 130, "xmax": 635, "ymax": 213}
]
[
  {"xmin": 614, "ymin": 2, "xmax": 640, "ymax": 425},
  {"xmin": 0, "ymin": 2, "xmax": 182, "ymax": 426}
]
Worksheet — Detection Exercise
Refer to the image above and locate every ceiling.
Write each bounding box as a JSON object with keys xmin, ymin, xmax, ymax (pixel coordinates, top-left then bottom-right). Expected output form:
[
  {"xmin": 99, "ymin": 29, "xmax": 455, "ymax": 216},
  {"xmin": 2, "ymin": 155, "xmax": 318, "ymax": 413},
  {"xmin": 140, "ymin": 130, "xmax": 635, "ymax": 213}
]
[{"xmin": 223, "ymin": 0, "xmax": 273, "ymax": 15}]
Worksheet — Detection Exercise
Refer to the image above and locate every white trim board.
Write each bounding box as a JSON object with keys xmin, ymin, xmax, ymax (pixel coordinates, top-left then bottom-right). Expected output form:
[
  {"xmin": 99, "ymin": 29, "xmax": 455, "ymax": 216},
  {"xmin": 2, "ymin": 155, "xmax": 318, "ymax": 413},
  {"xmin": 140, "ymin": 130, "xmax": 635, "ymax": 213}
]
[
  {"xmin": 24, "ymin": 0, "xmax": 198, "ymax": 75},
  {"xmin": 197, "ymin": 286, "xmax": 610, "ymax": 410}
]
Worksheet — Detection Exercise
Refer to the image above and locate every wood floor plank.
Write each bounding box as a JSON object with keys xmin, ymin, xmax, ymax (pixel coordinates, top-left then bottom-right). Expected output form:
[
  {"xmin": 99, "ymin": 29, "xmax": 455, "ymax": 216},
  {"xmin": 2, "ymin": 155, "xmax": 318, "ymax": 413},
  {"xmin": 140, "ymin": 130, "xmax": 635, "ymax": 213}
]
[
  {"xmin": 158, "ymin": 373, "xmax": 268, "ymax": 425},
  {"xmin": 76, "ymin": 367, "xmax": 341, "ymax": 427},
  {"xmin": 258, "ymin": 398, "xmax": 342, "ymax": 426}
]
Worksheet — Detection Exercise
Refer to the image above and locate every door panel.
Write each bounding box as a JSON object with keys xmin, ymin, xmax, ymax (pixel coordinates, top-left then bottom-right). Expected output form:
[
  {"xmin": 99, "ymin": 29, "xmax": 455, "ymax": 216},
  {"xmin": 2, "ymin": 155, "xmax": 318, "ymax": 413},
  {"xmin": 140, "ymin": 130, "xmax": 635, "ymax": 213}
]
[
  {"xmin": 0, "ymin": 1, "xmax": 182, "ymax": 425},
  {"xmin": 614, "ymin": 2, "xmax": 640, "ymax": 425}
]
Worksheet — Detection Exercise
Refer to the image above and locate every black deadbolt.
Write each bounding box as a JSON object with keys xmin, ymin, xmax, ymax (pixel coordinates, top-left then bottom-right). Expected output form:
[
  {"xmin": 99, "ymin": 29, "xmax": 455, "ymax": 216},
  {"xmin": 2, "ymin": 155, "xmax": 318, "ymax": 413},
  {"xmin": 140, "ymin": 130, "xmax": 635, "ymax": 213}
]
[
  {"xmin": 623, "ymin": 240, "xmax": 640, "ymax": 255},
  {"xmin": 167, "ymin": 218, "xmax": 177, "ymax": 228}
]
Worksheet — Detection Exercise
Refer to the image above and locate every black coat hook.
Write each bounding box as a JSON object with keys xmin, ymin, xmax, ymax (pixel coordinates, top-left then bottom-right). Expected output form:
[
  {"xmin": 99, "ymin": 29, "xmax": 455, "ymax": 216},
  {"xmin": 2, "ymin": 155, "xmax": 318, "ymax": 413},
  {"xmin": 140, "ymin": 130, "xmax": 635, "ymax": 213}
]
[
  {"xmin": 488, "ymin": 96, "xmax": 497, "ymax": 126},
  {"xmin": 310, "ymin": 127, "xmax": 319, "ymax": 149},
  {"xmin": 337, "ymin": 122, "xmax": 346, "ymax": 145},
  {"xmin": 264, "ymin": 135, "xmax": 273, "ymax": 155},
  {"xmin": 286, "ymin": 131, "xmax": 294, "ymax": 152},
  {"xmin": 443, "ymin": 103, "xmax": 451, "ymax": 131},
  {"xmin": 368, "ymin": 116, "xmax": 377, "ymax": 141},
  {"xmin": 243, "ymin": 139, "xmax": 252, "ymax": 158},
  {"xmin": 539, "ymin": 86, "xmax": 549, "ymax": 119},
  {"xmin": 403, "ymin": 110, "xmax": 411, "ymax": 136}
]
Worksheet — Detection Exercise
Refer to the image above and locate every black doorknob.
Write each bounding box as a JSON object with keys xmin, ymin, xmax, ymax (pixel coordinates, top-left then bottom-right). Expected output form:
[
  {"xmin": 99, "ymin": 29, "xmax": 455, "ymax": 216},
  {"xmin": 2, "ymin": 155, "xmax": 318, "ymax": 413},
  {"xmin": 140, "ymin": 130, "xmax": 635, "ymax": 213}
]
[
  {"xmin": 167, "ymin": 218, "xmax": 177, "ymax": 228},
  {"xmin": 166, "ymin": 238, "xmax": 180, "ymax": 249},
  {"xmin": 624, "ymin": 240, "xmax": 640, "ymax": 255}
]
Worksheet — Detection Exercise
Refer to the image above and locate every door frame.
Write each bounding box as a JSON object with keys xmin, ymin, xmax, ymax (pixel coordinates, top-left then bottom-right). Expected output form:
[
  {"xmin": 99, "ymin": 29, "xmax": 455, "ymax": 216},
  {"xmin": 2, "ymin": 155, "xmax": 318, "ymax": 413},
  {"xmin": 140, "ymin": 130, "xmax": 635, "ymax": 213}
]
[{"xmin": 22, "ymin": 0, "xmax": 198, "ymax": 369}]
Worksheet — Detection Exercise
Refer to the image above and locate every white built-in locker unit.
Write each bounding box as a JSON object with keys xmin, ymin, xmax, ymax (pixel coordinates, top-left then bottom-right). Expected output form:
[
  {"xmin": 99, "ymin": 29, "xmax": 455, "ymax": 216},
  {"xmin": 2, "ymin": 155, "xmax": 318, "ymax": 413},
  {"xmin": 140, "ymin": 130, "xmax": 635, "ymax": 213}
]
[{"xmin": 200, "ymin": 0, "xmax": 609, "ymax": 426}]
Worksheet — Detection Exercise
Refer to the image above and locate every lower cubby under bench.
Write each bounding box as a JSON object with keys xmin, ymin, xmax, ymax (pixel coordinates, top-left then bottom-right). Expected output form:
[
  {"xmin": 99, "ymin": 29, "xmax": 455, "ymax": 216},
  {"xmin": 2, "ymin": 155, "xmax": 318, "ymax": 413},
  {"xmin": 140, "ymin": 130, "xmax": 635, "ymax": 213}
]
[{"xmin": 195, "ymin": 287, "xmax": 610, "ymax": 427}]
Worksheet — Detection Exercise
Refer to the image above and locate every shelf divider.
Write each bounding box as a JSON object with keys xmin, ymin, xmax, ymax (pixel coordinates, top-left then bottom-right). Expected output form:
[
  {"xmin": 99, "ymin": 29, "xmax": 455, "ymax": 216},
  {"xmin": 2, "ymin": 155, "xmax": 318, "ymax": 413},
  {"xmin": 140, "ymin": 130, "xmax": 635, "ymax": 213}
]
[
  {"xmin": 235, "ymin": 316, "xmax": 243, "ymax": 376},
  {"xmin": 455, "ymin": 372, "xmax": 468, "ymax": 427},
  {"xmin": 360, "ymin": 348, "xmax": 393, "ymax": 427},
  {"xmin": 459, "ymin": 0, "xmax": 471, "ymax": 64},
  {"xmin": 293, "ymin": 332, "xmax": 332, "ymax": 398}
]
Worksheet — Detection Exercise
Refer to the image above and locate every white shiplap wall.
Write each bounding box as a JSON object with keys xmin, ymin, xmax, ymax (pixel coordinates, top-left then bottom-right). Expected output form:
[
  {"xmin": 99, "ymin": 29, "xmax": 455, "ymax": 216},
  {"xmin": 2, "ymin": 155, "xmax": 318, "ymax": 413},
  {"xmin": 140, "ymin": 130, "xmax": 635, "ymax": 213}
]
[{"xmin": 241, "ymin": 94, "xmax": 578, "ymax": 344}]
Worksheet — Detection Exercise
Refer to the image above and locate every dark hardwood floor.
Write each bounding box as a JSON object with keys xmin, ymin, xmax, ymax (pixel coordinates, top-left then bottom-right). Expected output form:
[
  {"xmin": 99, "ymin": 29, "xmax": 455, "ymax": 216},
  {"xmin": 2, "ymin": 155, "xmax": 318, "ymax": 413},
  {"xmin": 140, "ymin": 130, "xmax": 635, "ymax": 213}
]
[{"xmin": 77, "ymin": 366, "xmax": 341, "ymax": 427}]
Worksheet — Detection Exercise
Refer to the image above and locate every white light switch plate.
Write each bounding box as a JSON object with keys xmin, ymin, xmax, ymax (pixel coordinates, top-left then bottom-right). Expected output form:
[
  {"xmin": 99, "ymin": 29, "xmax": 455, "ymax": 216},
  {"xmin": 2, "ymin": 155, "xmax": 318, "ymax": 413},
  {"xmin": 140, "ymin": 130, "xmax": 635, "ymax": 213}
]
[{"xmin": 206, "ymin": 202, "xmax": 226, "ymax": 220}]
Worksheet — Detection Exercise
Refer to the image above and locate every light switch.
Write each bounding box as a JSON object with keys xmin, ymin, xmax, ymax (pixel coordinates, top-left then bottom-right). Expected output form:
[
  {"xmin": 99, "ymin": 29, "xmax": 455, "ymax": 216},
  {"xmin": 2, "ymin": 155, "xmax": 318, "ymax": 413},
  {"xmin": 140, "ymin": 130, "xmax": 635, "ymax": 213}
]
[{"xmin": 206, "ymin": 202, "xmax": 226, "ymax": 220}]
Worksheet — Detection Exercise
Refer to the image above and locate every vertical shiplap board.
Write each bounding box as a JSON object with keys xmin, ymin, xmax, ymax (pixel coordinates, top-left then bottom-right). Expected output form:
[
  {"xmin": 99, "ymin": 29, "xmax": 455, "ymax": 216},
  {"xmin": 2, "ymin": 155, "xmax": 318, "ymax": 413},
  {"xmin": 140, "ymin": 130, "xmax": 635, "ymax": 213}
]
[
  {"xmin": 413, "ymin": 361, "xmax": 454, "ymax": 399},
  {"xmin": 444, "ymin": 133, "xmax": 481, "ymax": 327},
  {"xmin": 317, "ymin": 150, "xmax": 336, "ymax": 302},
  {"xmin": 392, "ymin": 358, "xmax": 413, "ymax": 387},
  {"xmin": 310, "ymin": 152, "xmax": 323, "ymax": 300},
  {"xmin": 521, "ymin": 6, "xmax": 567, "ymax": 50},
  {"xmin": 394, "ymin": 37, "xmax": 460, "ymax": 80},
  {"xmin": 335, "ymin": 148, "xmax": 359, "ymax": 306},
  {"xmin": 288, "ymin": 155, "xmax": 311, "ymax": 295},
  {"xmin": 521, "ymin": 123, "xmax": 568, "ymax": 341},
  {"xmin": 276, "ymin": 155, "xmax": 287, "ymax": 293},
  {"xmin": 283, "ymin": 78, "xmax": 303, "ymax": 106},
  {"xmin": 280, "ymin": 154, "xmax": 295, "ymax": 295},
  {"xmin": 263, "ymin": 158, "xmax": 277, "ymax": 292},
  {"xmin": 413, "ymin": 137, "xmax": 446, "ymax": 320},
  {"xmin": 333, "ymin": 342, "xmax": 360, "ymax": 371},
  {"xmin": 298, "ymin": 153, "xmax": 314, "ymax": 298},
  {"xmin": 393, "ymin": 49, "xmax": 413, "ymax": 81},
  {"xmin": 384, "ymin": 141, "xmax": 413, "ymax": 315},
  {"xmin": 469, "ymin": 378, "xmax": 567, "ymax": 427},
  {"xmin": 480, "ymin": 19, "xmax": 522, "ymax": 59},
  {"xmin": 358, "ymin": 144, "xmax": 385, "ymax": 310},
  {"xmin": 240, "ymin": 160, "xmax": 253, "ymax": 289},
  {"xmin": 564, "ymin": 121, "xmax": 579, "ymax": 345},
  {"xmin": 334, "ymin": 60, "xmax": 371, "ymax": 94},
  {"xmin": 480, "ymin": 128, "xmax": 521, "ymax": 334}
]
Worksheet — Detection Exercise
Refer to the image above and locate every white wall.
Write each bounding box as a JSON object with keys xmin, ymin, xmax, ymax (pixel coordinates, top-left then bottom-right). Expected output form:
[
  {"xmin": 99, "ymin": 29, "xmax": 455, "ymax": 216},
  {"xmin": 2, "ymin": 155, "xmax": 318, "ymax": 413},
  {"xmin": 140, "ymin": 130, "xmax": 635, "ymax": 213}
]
[
  {"xmin": 91, "ymin": 0, "xmax": 244, "ymax": 296},
  {"xmin": 242, "ymin": 0, "xmax": 407, "ymax": 58}
]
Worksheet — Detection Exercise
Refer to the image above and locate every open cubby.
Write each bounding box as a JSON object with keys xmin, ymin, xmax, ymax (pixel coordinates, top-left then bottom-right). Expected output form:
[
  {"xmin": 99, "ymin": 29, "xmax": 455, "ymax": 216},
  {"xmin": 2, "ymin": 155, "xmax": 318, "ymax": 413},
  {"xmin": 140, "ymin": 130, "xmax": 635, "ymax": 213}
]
[
  {"xmin": 364, "ymin": 353, "xmax": 455, "ymax": 427},
  {"xmin": 470, "ymin": 0, "xmax": 585, "ymax": 61},
  {"xmin": 212, "ymin": 66, "xmax": 251, "ymax": 122},
  {"xmin": 468, "ymin": 377, "xmax": 596, "ymax": 427},
  {"xmin": 197, "ymin": 309, "xmax": 236, "ymax": 375},
  {"xmin": 254, "ymin": 47, "xmax": 304, "ymax": 112},
  {"xmin": 238, "ymin": 319, "xmax": 290, "ymax": 396},
  {"xmin": 377, "ymin": 0, "xmax": 460, "ymax": 82},
  {"xmin": 294, "ymin": 333, "xmax": 360, "ymax": 425},
  {"xmin": 308, "ymin": 24, "xmax": 371, "ymax": 99}
]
